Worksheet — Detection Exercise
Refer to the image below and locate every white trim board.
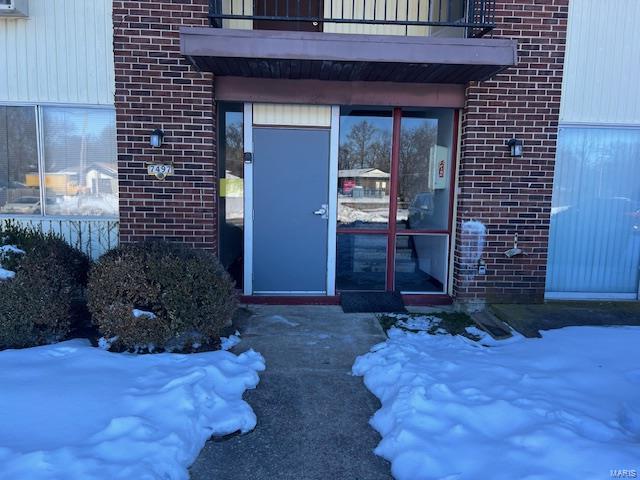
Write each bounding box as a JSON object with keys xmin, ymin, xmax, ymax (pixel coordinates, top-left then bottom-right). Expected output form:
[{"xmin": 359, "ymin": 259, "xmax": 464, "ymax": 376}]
[
  {"xmin": 544, "ymin": 292, "xmax": 639, "ymax": 301},
  {"xmin": 242, "ymin": 102, "xmax": 254, "ymax": 296},
  {"xmin": 326, "ymin": 106, "xmax": 340, "ymax": 296},
  {"xmin": 559, "ymin": 122, "xmax": 640, "ymax": 130}
]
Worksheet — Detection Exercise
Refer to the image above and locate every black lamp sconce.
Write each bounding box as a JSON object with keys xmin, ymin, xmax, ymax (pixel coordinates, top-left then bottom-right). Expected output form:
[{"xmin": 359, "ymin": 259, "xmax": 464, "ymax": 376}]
[
  {"xmin": 150, "ymin": 129, "xmax": 165, "ymax": 148},
  {"xmin": 507, "ymin": 138, "xmax": 523, "ymax": 157}
]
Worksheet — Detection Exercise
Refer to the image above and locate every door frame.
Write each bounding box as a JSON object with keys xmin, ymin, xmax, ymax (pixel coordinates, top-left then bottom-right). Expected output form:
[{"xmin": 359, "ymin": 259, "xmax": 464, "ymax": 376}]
[
  {"xmin": 241, "ymin": 102, "xmax": 459, "ymax": 297},
  {"xmin": 242, "ymin": 102, "xmax": 339, "ymax": 296},
  {"xmin": 242, "ymin": 103, "xmax": 254, "ymax": 296}
]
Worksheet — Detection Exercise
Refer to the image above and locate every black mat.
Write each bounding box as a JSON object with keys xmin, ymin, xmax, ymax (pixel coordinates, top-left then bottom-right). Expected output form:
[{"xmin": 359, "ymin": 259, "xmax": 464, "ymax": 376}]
[{"xmin": 340, "ymin": 291, "xmax": 408, "ymax": 313}]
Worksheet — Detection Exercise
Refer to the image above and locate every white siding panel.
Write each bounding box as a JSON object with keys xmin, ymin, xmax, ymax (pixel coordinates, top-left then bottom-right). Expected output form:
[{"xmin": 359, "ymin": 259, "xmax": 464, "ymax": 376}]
[
  {"xmin": 0, "ymin": 0, "xmax": 114, "ymax": 105},
  {"xmin": 222, "ymin": 0, "xmax": 253, "ymax": 29},
  {"xmin": 560, "ymin": 0, "xmax": 640, "ymax": 124},
  {"xmin": 253, "ymin": 104, "xmax": 331, "ymax": 127}
]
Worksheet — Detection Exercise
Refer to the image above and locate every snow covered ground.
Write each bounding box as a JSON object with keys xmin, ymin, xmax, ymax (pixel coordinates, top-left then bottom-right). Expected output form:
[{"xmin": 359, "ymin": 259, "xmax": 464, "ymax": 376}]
[
  {"xmin": 0, "ymin": 244, "xmax": 25, "ymax": 280},
  {"xmin": 0, "ymin": 339, "xmax": 265, "ymax": 480},
  {"xmin": 353, "ymin": 318, "xmax": 640, "ymax": 480}
]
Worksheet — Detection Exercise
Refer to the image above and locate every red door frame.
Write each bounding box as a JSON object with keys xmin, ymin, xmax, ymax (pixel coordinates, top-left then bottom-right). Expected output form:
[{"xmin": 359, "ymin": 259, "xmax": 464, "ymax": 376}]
[
  {"xmin": 336, "ymin": 108, "xmax": 460, "ymax": 294},
  {"xmin": 386, "ymin": 107, "xmax": 402, "ymax": 290}
]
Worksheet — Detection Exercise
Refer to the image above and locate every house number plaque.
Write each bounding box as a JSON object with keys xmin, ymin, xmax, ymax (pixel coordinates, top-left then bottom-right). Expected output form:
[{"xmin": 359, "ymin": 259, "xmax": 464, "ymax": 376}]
[{"xmin": 147, "ymin": 162, "xmax": 175, "ymax": 180}]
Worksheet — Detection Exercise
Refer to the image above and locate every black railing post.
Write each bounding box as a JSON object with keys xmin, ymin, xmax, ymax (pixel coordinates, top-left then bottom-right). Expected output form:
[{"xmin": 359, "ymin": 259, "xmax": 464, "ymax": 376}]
[{"xmin": 209, "ymin": 0, "xmax": 223, "ymax": 27}]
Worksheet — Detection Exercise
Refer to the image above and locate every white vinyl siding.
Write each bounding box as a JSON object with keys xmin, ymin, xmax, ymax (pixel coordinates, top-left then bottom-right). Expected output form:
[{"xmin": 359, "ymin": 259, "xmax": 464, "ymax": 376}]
[
  {"xmin": 560, "ymin": 0, "xmax": 640, "ymax": 125},
  {"xmin": 0, "ymin": 0, "xmax": 114, "ymax": 105},
  {"xmin": 222, "ymin": 0, "xmax": 253, "ymax": 29},
  {"xmin": 221, "ymin": 0, "xmax": 463, "ymax": 36},
  {"xmin": 253, "ymin": 104, "xmax": 331, "ymax": 127},
  {"xmin": 323, "ymin": 0, "xmax": 462, "ymax": 36}
]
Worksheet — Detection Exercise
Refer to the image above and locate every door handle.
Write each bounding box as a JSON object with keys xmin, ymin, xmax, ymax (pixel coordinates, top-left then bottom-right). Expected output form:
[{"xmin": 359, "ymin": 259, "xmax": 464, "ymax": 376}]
[{"xmin": 313, "ymin": 204, "xmax": 328, "ymax": 219}]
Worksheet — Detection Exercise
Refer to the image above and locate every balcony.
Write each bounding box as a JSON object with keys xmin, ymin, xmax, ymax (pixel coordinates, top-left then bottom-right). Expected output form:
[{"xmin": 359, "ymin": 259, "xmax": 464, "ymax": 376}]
[
  {"xmin": 180, "ymin": 0, "xmax": 515, "ymax": 93},
  {"xmin": 209, "ymin": 0, "xmax": 496, "ymax": 38}
]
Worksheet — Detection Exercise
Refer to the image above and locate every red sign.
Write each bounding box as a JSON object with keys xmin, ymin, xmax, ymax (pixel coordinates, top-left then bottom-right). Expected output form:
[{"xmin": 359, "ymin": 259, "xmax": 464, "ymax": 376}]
[{"xmin": 343, "ymin": 179, "xmax": 355, "ymax": 193}]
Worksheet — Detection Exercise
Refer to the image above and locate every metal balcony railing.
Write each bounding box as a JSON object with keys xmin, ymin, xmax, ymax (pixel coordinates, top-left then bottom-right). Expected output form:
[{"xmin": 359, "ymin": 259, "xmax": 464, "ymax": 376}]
[{"xmin": 209, "ymin": 0, "xmax": 495, "ymax": 38}]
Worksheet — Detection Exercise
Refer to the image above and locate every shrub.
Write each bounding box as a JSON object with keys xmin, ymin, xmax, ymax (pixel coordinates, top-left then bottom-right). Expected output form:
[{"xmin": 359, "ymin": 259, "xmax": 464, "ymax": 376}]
[
  {"xmin": 0, "ymin": 220, "xmax": 90, "ymax": 287},
  {"xmin": 0, "ymin": 249, "xmax": 75, "ymax": 349},
  {"xmin": 0, "ymin": 221, "xmax": 90, "ymax": 349},
  {"xmin": 87, "ymin": 241, "xmax": 237, "ymax": 352}
]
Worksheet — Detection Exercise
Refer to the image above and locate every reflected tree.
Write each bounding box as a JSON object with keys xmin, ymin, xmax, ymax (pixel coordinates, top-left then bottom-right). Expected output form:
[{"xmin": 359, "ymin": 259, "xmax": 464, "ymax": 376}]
[
  {"xmin": 0, "ymin": 107, "xmax": 39, "ymax": 205},
  {"xmin": 225, "ymin": 122, "xmax": 243, "ymax": 177},
  {"xmin": 339, "ymin": 120, "xmax": 391, "ymax": 172},
  {"xmin": 398, "ymin": 122, "xmax": 437, "ymax": 203}
]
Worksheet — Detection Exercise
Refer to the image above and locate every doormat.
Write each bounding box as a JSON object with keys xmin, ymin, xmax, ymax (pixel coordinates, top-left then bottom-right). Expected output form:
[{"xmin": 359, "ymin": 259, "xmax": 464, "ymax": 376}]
[{"xmin": 340, "ymin": 291, "xmax": 408, "ymax": 313}]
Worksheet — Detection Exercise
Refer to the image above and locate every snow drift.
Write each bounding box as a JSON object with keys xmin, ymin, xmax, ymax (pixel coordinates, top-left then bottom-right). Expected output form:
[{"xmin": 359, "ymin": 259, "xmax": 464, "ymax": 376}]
[
  {"xmin": 353, "ymin": 325, "xmax": 640, "ymax": 480},
  {"xmin": 0, "ymin": 339, "xmax": 265, "ymax": 480}
]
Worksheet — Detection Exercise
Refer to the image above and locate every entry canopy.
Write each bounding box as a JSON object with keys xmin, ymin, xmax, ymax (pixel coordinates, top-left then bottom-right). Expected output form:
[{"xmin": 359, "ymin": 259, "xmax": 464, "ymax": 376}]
[{"xmin": 180, "ymin": 27, "xmax": 517, "ymax": 84}]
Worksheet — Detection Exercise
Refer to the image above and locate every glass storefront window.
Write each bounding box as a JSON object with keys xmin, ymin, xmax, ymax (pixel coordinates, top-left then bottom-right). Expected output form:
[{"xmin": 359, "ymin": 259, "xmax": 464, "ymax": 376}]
[
  {"xmin": 338, "ymin": 107, "xmax": 393, "ymax": 229},
  {"xmin": 0, "ymin": 106, "xmax": 40, "ymax": 215},
  {"xmin": 218, "ymin": 103, "xmax": 244, "ymax": 288},
  {"xmin": 336, "ymin": 234, "xmax": 387, "ymax": 291},
  {"xmin": 42, "ymin": 107, "xmax": 118, "ymax": 216},
  {"xmin": 396, "ymin": 109, "xmax": 453, "ymax": 231},
  {"xmin": 395, "ymin": 234, "xmax": 448, "ymax": 293},
  {"xmin": 335, "ymin": 107, "xmax": 455, "ymax": 293}
]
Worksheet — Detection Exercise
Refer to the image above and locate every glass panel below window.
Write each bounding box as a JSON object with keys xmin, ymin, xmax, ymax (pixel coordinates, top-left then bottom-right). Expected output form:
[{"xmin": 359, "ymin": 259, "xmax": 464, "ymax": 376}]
[
  {"xmin": 336, "ymin": 234, "xmax": 387, "ymax": 291},
  {"xmin": 395, "ymin": 234, "xmax": 448, "ymax": 293},
  {"xmin": 0, "ymin": 106, "xmax": 40, "ymax": 215}
]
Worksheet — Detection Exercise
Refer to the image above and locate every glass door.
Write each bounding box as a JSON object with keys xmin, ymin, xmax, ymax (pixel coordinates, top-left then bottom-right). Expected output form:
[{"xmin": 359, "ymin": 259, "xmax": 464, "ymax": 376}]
[
  {"xmin": 336, "ymin": 107, "xmax": 393, "ymax": 291},
  {"xmin": 335, "ymin": 106, "xmax": 457, "ymax": 294}
]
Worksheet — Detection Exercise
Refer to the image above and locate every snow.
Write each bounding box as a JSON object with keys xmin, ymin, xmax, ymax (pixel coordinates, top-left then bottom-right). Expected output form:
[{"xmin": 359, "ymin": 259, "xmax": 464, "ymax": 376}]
[
  {"xmin": 353, "ymin": 325, "xmax": 640, "ymax": 480},
  {"xmin": 0, "ymin": 268, "xmax": 15, "ymax": 280},
  {"xmin": 0, "ymin": 244, "xmax": 24, "ymax": 281},
  {"xmin": 0, "ymin": 339, "xmax": 265, "ymax": 480},
  {"xmin": 97, "ymin": 336, "xmax": 119, "ymax": 350},
  {"xmin": 220, "ymin": 330, "xmax": 241, "ymax": 351},
  {"xmin": 131, "ymin": 308, "xmax": 157, "ymax": 319},
  {"xmin": 0, "ymin": 245, "xmax": 25, "ymax": 255}
]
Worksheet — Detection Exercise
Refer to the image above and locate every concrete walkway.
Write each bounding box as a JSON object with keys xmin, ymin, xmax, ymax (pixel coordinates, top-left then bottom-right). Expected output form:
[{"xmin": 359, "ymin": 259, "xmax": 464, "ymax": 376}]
[
  {"xmin": 491, "ymin": 301, "xmax": 640, "ymax": 337},
  {"xmin": 189, "ymin": 305, "xmax": 392, "ymax": 480}
]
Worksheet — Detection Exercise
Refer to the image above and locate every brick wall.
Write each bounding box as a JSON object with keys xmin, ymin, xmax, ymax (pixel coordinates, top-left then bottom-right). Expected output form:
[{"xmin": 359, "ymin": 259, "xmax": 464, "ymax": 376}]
[
  {"xmin": 453, "ymin": 0, "xmax": 569, "ymax": 307},
  {"xmin": 113, "ymin": 0, "xmax": 217, "ymax": 250}
]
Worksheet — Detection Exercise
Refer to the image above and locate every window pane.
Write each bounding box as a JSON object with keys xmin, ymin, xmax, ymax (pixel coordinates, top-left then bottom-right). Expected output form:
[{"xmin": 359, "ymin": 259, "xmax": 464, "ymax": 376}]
[
  {"xmin": 395, "ymin": 234, "xmax": 448, "ymax": 293},
  {"xmin": 42, "ymin": 107, "xmax": 118, "ymax": 217},
  {"xmin": 547, "ymin": 126, "xmax": 640, "ymax": 294},
  {"xmin": 218, "ymin": 103, "xmax": 244, "ymax": 288},
  {"xmin": 336, "ymin": 234, "xmax": 387, "ymax": 291},
  {"xmin": 397, "ymin": 109, "xmax": 453, "ymax": 231},
  {"xmin": 0, "ymin": 106, "xmax": 40, "ymax": 215},
  {"xmin": 338, "ymin": 107, "xmax": 392, "ymax": 229}
]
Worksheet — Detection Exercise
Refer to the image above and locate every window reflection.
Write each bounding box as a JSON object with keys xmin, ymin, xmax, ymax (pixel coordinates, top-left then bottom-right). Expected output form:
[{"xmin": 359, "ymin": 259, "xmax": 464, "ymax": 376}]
[
  {"xmin": 42, "ymin": 107, "xmax": 118, "ymax": 217},
  {"xmin": 218, "ymin": 103, "xmax": 244, "ymax": 288},
  {"xmin": 0, "ymin": 106, "xmax": 40, "ymax": 215},
  {"xmin": 338, "ymin": 108, "xmax": 392, "ymax": 229},
  {"xmin": 336, "ymin": 234, "xmax": 387, "ymax": 291},
  {"xmin": 397, "ymin": 109, "xmax": 453, "ymax": 231},
  {"xmin": 395, "ymin": 234, "xmax": 447, "ymax": 293}
]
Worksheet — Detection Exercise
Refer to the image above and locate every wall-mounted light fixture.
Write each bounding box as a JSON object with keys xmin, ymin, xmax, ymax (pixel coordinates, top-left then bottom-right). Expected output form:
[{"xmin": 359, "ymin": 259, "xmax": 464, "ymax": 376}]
[
  {"xmin": 150, "ymin": 129, "xmax": 165, "ymax": 148},
  {"xmin": 507, "ymin": 138, "xmax": 523, "ymax": 157}
]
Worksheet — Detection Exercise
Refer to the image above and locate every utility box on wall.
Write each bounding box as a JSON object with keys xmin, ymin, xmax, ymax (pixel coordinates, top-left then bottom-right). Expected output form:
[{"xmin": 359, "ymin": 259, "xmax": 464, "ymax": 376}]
[{"xmin": 0, "ymin": 0, "xmax": 29, "ymax": 18}]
